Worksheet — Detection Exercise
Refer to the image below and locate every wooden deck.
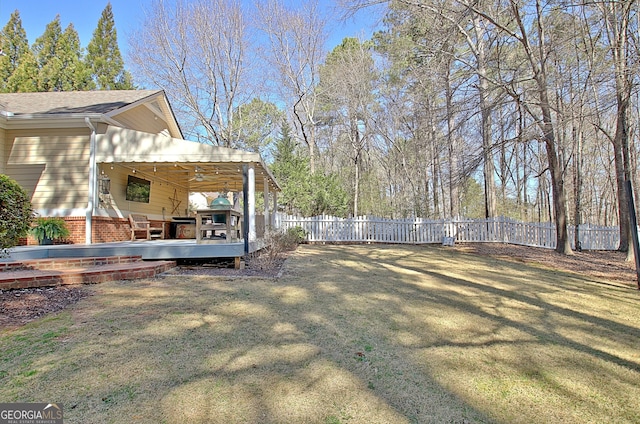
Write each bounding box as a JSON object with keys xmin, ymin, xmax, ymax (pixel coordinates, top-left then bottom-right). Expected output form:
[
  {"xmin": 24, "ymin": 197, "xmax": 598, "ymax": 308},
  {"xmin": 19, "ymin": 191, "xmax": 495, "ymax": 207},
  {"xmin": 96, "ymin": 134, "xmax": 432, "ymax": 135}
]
[{"xmin": 2, "ymin": 239, "xmax": 268, "ymax": 262}]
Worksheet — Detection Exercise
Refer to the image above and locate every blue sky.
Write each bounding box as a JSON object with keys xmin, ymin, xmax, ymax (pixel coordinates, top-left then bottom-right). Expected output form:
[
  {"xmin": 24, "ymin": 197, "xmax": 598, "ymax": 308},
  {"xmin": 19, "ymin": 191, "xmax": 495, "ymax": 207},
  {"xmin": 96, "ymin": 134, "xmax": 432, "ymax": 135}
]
[{"xmin": 0, "ymin": 0, "xmax": 382, "ymax": 56}]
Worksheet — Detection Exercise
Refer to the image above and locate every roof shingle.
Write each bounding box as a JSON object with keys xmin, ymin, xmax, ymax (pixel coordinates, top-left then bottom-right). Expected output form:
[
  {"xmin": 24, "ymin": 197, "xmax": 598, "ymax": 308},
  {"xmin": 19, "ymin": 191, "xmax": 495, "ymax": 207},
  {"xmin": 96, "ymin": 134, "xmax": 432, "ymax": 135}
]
[{"xmin": 0, "ymin": 90, "xmax": 162, "ymax": 115}]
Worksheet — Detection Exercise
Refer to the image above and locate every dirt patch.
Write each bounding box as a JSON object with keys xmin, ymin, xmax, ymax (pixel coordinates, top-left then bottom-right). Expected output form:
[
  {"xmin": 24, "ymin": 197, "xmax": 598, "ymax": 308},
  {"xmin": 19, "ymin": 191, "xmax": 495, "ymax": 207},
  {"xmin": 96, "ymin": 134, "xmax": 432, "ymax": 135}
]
[{"xmin": 1, "ymin": 243, "xmax": 637, "ymax": 331}]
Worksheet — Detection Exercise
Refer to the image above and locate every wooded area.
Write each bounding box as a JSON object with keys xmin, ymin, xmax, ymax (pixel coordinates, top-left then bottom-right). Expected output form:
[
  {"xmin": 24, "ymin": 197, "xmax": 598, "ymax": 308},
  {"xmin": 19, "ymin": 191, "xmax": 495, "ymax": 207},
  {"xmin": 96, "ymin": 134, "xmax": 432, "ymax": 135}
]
[
  {"xmin": 2, "ymin": 0, "xmax": 640, "ymax": 254},
  {"xmin": 128, "ymin": 0, "xmax": 640, "ymax": 254}
]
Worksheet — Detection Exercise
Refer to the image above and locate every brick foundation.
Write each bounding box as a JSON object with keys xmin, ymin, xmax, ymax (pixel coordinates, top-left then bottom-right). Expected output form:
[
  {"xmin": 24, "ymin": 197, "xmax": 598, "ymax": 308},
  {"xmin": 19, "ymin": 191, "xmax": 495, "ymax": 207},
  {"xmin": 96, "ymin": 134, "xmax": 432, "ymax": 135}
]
[
  {"xmin": 0, "ymin": 256, "xmax": 177, "ymax": 290},
  {"xmin": 24, "ymin": 217, "xmax": 169, "ymax": 245}
]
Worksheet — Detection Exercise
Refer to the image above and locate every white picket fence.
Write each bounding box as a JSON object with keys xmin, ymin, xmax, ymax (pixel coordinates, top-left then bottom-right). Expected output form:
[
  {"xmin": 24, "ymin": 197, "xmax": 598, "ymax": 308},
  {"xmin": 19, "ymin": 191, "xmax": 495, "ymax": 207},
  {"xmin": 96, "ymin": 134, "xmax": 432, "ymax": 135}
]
[{"xmin": 275, "ymin": 214, "xmax": 621, "ymax": 251}]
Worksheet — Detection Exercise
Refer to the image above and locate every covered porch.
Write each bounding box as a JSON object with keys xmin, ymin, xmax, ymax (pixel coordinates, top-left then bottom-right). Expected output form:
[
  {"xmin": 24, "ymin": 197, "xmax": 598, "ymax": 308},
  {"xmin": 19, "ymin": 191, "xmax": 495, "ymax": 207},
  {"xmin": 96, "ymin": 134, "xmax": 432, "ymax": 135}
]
[{"xmin": 86, "ymin": 126, "xmax": 280, "ymax": 255}]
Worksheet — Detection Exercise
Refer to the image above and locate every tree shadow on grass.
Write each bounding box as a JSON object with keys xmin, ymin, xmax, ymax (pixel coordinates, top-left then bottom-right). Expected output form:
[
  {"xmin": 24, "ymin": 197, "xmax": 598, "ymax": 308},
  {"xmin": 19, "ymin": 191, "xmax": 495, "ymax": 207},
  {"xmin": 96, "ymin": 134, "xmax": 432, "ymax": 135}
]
[
  {"xmin": 2, "ymin": 244, "xmax": 640, "ymax": 423},
  {"xmin": 281, "ymin": 244, "xmax": 640, "ymax": 422}
]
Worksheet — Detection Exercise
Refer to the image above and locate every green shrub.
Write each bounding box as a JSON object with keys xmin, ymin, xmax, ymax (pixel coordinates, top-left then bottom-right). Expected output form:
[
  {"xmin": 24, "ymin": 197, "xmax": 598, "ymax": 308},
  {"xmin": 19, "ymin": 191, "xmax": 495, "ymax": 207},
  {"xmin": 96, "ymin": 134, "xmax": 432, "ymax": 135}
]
[
  {"xmin": 0, "ymin": 174, "xmax": 34, "ymax": 253},
  {"xmin": 284, "ymin": 226, "xmax": 306, "ymax": 246}
]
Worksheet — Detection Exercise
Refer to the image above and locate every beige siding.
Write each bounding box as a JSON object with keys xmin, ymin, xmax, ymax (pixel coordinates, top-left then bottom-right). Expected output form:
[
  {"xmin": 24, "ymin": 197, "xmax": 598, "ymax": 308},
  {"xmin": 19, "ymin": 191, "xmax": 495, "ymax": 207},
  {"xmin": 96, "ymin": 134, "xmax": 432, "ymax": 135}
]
[
  {"xmin": 111, "ymin": 103, "xmax": 171, "ymax": 135},
  {"xmin": 5, "ymin": 128, "xmax": 90, "ymax": 212},
  {"xmin": 98, "ymin": 164, "xmax": 189, "ymax": 220},
  {"xmin": 4, "ymin": 164, "xmax": 46, "ymax": 198}
]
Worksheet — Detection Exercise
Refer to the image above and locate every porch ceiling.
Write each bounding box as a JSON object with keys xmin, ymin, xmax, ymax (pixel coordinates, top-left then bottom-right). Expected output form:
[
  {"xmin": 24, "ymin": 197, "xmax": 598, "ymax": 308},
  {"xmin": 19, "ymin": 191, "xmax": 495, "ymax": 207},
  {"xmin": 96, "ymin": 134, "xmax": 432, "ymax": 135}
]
[
  {"xmin": 96, "ymin": 126, "xmax": 280, "ymax": 193},
  {"xmin": 113, "ymin": 161, "xmax": 278, "ymax": 193}
]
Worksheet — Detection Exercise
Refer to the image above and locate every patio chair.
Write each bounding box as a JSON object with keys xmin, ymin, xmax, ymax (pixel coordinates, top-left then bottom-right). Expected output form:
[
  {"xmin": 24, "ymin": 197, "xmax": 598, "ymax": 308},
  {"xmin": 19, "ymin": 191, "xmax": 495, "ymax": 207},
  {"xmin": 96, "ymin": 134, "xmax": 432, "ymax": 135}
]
[{"xmin": 129, "ymin": 214, "xmax": 165, "ymax": 240}]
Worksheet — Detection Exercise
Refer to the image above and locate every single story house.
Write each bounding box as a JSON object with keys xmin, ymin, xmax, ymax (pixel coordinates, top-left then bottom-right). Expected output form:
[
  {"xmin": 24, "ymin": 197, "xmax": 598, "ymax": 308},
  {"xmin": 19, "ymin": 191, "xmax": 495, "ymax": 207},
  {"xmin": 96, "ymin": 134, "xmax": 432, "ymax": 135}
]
[{"xmin": 0, "ymin": 90, "xmax": 279, "ymax": 245}]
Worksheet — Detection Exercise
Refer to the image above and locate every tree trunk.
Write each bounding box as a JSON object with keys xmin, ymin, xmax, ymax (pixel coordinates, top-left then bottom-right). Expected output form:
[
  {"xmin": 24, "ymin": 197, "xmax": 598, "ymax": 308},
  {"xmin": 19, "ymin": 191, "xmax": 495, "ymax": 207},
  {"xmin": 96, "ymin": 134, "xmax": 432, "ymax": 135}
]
[
  {"xmin": 352, "ymin": 115, "xmax": 361, "ymax": 217},
  {"xmin": 516, "ymin": 0, "xmax": 572, "ymax": 254},
  {"xmin": 574, "ymin": 126, "xmax": 583, "ymax": 251},
  {"xmin": 599, "ymin": 0, "xmax": 633, "ymax": 255},
  {"xmin": 613, "ymin": 89, "xmax": 632, "ymax": 253},
  {"xmin": 540, "ymin": 99, "xmax": 572, "ymax": 255},
  {"xmin": 473, "ymin": 14, "xmax": 497, "ymax": 219},
  {"xmin": 445, "ymin": 62, "xmax": 460, "ymax": 218}
]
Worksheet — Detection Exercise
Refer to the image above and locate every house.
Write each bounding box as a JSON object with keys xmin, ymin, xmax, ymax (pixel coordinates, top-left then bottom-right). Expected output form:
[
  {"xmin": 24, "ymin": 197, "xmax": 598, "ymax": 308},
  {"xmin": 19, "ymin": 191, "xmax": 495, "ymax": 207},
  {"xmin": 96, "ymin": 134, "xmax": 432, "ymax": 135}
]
[{"xmin": 0, "ymin": 90, "xmax": 279, "ymax": 246}]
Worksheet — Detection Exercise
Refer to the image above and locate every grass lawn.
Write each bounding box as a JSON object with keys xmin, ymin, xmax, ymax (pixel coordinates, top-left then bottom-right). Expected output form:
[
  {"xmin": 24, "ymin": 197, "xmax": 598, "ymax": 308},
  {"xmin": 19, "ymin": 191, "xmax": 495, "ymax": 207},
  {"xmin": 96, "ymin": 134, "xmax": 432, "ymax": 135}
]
[{"xmin": 1, "ymin": 244, "xmax": 639, "ymax": 423}]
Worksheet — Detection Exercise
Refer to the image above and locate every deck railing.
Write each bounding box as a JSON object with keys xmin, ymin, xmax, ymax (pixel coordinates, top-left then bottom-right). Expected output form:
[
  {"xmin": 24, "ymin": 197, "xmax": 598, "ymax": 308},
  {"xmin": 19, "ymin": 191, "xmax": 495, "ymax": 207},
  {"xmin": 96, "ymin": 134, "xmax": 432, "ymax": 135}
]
[{"xmin": 275, "ymin": 214, "xmax": 621, "ymax": 251}]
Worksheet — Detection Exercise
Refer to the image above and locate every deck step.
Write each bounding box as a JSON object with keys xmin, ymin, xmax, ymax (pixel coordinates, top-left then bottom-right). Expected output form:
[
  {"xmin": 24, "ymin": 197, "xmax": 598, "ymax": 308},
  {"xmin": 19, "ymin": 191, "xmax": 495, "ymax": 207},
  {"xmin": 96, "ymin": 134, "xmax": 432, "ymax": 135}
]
[{"xmin": 0, "ymin": 256, "xmax": 177, "ymax": 290}]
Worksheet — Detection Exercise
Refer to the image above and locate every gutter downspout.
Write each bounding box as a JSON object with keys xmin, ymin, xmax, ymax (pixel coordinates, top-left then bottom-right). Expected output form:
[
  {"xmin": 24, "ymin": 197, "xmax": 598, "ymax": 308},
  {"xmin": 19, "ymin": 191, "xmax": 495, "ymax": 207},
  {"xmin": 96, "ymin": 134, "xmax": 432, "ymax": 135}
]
[{"xmin": 85, "ymin": 117, "xmax": 96, "ymax": 244}]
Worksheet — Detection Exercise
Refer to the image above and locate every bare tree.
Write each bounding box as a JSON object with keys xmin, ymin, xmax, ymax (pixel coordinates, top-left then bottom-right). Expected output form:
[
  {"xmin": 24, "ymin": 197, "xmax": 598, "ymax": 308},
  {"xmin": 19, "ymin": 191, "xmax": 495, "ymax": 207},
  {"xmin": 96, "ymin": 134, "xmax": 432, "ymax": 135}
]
[
  {"xmin": 591, "ymin": 0, "xmax": 637, "ymax": 257},
  {"xmin": 318, "ymin": 38, "xmax": 377, "ymax": 216},
  {"xmin": 461, "ymin": 0, "xmax": 573, "ymax": 254},
  {"xmin": 128, "ymin": 0, "xmax": 250, "ymax": 146},
  {"xmin": 256, "ymin": 0, "xmax": 328, "ymax": 172}
]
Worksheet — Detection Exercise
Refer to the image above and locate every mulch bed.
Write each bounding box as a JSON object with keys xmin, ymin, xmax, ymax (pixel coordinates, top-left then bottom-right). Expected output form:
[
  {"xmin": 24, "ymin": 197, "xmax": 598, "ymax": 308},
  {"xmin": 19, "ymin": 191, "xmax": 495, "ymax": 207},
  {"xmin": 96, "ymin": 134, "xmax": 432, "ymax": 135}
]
[{"xmin": 0, "ymin": 286, "xmax": 92, "ymax": 331}]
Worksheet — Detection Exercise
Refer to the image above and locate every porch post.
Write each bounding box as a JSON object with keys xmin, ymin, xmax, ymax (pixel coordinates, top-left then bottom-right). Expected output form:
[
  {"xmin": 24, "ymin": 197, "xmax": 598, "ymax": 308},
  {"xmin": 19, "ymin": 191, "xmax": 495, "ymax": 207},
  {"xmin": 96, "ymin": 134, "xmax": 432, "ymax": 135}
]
[
  {"xmin": 85, "ymin": 117, "xmax": 97, "ymax": 244},
  {"xmin": 263, "ymin": 177, "xmax": 270, "ymax": 232},
  {"xmin": 248, "ymin": 166, "xmax": 256, "ymax": 241},
  {"xmin": 272, "ymin": 191, "xmax": 278, "ymax": 228},
  {"xmin": 243, "ymin": 165, "xmax": 249, "ymax": 255}
]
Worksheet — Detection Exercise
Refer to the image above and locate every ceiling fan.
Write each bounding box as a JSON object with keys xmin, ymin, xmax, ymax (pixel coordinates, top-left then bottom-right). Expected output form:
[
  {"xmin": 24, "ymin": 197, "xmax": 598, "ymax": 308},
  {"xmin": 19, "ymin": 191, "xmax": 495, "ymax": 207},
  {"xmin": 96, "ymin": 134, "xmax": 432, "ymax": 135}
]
[{"xmin": 188, "ymin": 166, "xmax": 209, "ymax": 182}]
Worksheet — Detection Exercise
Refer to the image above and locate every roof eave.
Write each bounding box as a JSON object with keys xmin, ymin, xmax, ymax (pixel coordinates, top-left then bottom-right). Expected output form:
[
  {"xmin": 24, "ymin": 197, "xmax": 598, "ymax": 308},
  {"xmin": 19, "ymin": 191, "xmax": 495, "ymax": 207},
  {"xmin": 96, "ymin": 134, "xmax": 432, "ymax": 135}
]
[{"xmin": 0, "ymin": 113, "xmax": 103, "ymax": 130}]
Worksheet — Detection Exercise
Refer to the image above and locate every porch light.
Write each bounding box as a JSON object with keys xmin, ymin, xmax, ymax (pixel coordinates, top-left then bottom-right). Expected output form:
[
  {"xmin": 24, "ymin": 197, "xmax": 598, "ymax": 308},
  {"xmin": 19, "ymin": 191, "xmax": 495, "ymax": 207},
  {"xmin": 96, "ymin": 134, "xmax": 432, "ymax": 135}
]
[{"xmin": 99, "ymin": 174, "xmax": 111, "ymax": 194}]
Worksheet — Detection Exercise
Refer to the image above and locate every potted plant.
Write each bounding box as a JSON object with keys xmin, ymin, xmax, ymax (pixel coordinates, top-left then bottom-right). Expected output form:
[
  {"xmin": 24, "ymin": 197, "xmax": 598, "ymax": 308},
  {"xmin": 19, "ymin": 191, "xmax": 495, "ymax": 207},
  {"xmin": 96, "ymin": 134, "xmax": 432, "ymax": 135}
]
[{"xmin": 31, "ymin": 217, "xmax": 70, "ymax": 245}]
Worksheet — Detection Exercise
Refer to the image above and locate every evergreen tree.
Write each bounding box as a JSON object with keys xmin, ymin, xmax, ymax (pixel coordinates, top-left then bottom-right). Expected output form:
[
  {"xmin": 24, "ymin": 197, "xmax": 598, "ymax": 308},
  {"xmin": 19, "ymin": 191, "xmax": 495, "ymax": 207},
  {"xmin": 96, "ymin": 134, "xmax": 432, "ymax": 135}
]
[
  {"xmin": 58, "ymin": 23, "xmax": 93, "ymax": 90},
  {"xmin": 32, "ymin": 15, "xmax": 63, "ymax": 91},
  {"xmin": 6, "ymin": 49, "xmax": 38, "ymax": 92},
  {"xmin": 33, "ymin": 16, "xmax": 91, "ymax": 91},
  {"xmin": 0, "ymin": 10, "xmax": 29, "ymax": 92},
  {"xmin": 271, "ymin": 122, "xmax": 312, "ymax": 215},
  {"xmin": 272, "ymin": 122, "xmax": 349, "ymax": 217},
  {"xmin": 85, "ymin": 3, "xmax": 134, "ymax": 89},
  {"xmin": 232, "ymin": 98, "xmax": 283, "ymax": 154}
]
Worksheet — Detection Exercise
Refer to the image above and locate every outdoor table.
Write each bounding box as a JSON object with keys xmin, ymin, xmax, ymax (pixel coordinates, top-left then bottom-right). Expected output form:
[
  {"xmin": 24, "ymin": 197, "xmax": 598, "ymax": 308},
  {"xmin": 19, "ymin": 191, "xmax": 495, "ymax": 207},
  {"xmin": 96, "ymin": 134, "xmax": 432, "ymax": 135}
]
[{"xmin": 195, "ymin": 207, "xmax": 242, "ymax": 244}]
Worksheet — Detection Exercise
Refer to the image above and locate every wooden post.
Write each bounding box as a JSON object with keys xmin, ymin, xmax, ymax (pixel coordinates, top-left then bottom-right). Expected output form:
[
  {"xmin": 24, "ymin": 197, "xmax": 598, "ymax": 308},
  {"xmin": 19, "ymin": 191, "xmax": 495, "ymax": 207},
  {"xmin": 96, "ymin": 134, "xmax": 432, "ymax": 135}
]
[{"xmin": 624, "ymin": 180, "xmax": 640, "ymax": 289}]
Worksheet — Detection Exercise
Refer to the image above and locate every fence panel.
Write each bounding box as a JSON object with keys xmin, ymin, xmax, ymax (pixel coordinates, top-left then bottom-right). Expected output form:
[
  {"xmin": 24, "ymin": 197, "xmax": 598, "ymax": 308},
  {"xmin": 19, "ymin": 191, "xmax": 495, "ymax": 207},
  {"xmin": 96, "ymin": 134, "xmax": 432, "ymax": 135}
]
[{"xmin": 276, "ymin": 214, "xmax": 624, "ymax": 251}]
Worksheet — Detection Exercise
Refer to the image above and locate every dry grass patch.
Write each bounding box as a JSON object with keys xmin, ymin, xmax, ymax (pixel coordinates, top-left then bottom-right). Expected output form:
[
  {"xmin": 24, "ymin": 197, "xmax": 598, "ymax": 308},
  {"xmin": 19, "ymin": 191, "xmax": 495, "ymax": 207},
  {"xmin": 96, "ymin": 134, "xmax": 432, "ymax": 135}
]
[{"xmin": 1, "ymin": 244, "xmax": 639, "ymax": 423}]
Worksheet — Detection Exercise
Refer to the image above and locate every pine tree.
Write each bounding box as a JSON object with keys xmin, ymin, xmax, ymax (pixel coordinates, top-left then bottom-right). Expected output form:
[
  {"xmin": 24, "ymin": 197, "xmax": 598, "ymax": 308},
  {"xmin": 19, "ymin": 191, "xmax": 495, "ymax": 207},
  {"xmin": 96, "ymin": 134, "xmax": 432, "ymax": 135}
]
[
  {"xmin": 272, "ymin": 122, "xmax": 349, "ymax": 217},
  {"xmin": 6, "ymin": 49, "xmax": 38, "ymax": 92},
  {"xmin": 0, "ymin": 10, "xmax": 30, "ymax": 92},
  {"xmin": 32, "ymin": 15, "xmax": 62, "ymax": 91},
  {"xmin": 271, "ymin": 122, "xmax": 313, "ymax": 215},
  {"xmin": 86, "ymin": 3, "xmax": 134, "ymax": 90},
  {"xmin": 57, "ymin": 23, "xmax": 93, "ymax": 90},
  {"xmin": 32, "ymin": 17, "xmax": 91, "ymax": 91}
]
